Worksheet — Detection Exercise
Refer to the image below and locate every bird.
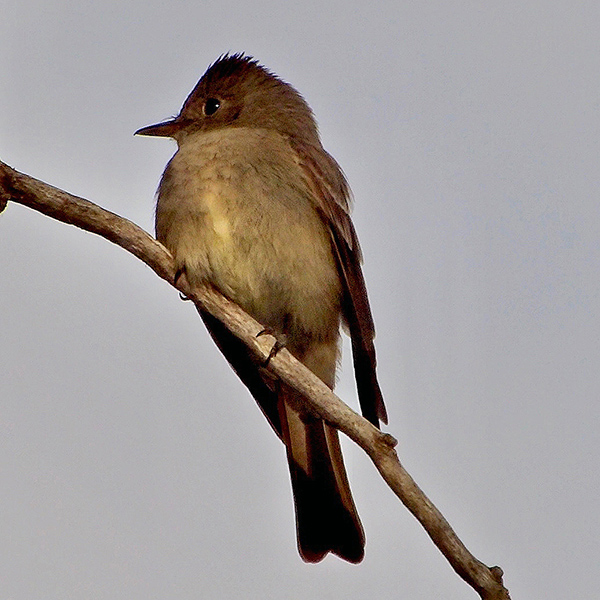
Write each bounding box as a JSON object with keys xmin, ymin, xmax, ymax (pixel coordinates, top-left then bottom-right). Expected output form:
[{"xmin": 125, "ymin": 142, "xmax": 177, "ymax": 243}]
[{"xmin": 136, "ymin": 53, "xmax": 387, "ymax": 563}]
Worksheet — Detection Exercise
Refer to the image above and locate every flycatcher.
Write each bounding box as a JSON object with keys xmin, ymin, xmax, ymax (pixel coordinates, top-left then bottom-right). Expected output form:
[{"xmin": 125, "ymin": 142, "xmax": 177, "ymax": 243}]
[{"xmin": 136, "ymin": 53, "xmax": 387, "ymax": 563}]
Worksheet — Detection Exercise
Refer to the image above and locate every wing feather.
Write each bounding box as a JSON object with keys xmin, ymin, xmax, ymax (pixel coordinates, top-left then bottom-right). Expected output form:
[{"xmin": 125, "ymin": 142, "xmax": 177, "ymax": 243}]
[{"xmin": 291, "ymin": 139, "xmax": 388, "ymax": 426}]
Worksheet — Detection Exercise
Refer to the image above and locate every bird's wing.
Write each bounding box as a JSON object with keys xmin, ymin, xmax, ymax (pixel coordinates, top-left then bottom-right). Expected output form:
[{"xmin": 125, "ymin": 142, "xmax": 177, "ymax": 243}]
[{"xmin": 291, "ymin": 139, "xmax": 388, "ymax": 426}]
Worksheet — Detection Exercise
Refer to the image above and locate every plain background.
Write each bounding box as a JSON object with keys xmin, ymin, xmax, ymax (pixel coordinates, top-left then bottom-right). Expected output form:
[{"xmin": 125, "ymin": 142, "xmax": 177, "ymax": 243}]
[{"xmin": 1, "ymin": 2, "xmax": 598, "ymax": 599}]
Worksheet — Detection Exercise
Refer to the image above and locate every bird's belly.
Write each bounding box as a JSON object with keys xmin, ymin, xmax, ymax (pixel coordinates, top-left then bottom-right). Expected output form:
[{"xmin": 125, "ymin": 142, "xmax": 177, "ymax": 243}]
[{"xmin": 160, "ymin": 182, "xmax": 341, "ymax": 345}]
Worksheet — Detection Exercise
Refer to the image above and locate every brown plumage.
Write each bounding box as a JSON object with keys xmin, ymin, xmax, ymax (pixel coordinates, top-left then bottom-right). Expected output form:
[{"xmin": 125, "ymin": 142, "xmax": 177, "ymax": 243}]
[{"xmin": 136, "ymin": 53, "xmax": 387, "ymax": 562}]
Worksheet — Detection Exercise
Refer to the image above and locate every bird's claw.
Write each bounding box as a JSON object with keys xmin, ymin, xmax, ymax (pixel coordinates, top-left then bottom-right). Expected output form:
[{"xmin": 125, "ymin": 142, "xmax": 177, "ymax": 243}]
[
  {"xmin": 174, "ymin": 267, "xmax": 190, "ymax": 301},
  {"xmin": 257, "ymin": 328, "xmax": 286, "ymax": 366}
]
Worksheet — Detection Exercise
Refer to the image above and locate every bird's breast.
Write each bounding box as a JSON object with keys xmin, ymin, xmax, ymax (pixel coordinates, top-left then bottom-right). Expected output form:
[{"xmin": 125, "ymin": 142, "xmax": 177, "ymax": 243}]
[{"xmin": 155, "ymin": 127, "xmax": 342, "ymax": 342}]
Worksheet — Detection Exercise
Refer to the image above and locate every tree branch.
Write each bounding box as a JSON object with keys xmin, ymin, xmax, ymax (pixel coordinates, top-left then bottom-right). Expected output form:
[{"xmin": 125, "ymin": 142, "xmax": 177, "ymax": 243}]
[{"xmin": 0, "ymin": 160, "xmax": 510, "ymax": 600}]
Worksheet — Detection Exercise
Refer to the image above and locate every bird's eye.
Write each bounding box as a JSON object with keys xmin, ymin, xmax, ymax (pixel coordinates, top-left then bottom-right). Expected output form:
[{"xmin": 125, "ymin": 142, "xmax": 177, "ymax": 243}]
[{"xmin": 203, "ymin": 98, "xmax": 221, "ymax": 116}]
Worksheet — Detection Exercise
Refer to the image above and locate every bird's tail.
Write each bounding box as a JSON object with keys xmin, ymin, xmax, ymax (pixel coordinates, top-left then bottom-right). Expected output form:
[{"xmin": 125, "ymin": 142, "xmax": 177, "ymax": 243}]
[{"xmin": 278, "ymin": 385, "xmax": 365, "ymax": 563}]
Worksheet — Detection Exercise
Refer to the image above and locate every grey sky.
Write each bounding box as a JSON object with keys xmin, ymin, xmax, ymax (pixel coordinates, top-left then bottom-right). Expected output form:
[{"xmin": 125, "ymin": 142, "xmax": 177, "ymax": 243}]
[{"xmin": 1, "ymin": 1, "xmax": 598, "ymax": 598}]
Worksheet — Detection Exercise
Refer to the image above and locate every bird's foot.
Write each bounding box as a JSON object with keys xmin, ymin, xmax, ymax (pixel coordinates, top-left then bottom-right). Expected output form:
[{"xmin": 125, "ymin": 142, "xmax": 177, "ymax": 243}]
[
  {"xmin": 256, "ymin": 328, "xmax": 287, "ymax": 366},
  {"xmin": 174, "ymin": 267, "xmax": 191, "ymax": 301}
]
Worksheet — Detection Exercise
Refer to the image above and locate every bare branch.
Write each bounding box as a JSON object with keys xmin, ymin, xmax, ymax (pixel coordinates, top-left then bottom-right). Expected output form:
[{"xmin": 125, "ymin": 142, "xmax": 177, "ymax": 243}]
[{"xmin": 0, "ymin": 160, "xmax": 510, "ymax": 600}]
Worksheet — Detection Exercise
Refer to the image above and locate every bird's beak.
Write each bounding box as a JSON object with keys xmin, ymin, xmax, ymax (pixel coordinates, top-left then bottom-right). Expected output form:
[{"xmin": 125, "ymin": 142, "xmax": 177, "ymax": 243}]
[{"xmin": 134, "ymin": 117, "xmax": 183, "ymax": 138}]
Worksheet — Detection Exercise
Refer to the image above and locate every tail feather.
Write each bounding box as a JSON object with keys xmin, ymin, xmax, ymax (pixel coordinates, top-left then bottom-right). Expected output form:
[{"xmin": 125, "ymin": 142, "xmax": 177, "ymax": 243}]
[
  {"xmin": 279, "ymin": 388, "xmax": 365, "ymax": 563},
  {"xmin": 199, "ymin": 309, "xmax": 365, "ymax": 562}
]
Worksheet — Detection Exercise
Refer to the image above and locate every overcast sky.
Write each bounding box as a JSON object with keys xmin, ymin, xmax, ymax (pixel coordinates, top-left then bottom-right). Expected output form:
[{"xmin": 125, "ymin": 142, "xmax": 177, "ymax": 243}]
[{"xmin": 1, "ymin": 2, "xmax": 599, "ymax": 599}]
